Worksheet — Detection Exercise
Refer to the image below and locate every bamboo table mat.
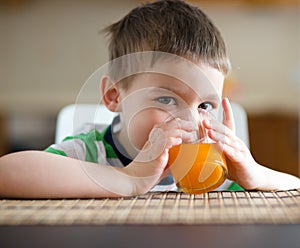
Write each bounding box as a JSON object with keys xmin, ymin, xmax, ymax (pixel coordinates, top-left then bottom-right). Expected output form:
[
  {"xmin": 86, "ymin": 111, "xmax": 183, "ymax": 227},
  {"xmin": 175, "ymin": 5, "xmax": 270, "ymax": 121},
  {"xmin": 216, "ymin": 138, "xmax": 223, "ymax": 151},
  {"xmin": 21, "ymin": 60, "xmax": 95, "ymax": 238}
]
[{"xmin": 0, "ymin": 189, "xmax": 299, "ymax": 225}]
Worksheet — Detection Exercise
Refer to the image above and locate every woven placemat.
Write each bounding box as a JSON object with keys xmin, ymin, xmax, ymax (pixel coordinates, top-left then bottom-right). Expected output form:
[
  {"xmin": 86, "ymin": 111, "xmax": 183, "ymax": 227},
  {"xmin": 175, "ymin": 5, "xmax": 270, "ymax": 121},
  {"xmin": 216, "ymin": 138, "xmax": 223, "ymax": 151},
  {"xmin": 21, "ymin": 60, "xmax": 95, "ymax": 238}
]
[{"xmin": 0, "ymin": 189, "xmax": 299, "ymax": 225}]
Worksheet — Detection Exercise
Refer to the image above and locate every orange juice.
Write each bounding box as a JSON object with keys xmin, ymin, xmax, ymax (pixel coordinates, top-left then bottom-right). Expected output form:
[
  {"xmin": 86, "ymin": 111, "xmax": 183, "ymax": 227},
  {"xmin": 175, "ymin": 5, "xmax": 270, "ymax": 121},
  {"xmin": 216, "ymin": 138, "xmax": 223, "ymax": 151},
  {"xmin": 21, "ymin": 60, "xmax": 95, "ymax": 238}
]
[{"xmin": 167, "ymin": 143, "xmax": 227, "ymax": 194}]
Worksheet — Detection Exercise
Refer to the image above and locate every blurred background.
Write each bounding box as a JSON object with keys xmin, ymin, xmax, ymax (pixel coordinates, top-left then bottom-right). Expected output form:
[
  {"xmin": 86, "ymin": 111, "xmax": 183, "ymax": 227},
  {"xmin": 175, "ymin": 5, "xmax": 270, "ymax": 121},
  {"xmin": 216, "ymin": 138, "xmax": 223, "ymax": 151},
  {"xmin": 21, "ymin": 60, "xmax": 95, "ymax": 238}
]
[{"xmin": 0, "ymin": 0, "xmax": 299, "ymax": 176}]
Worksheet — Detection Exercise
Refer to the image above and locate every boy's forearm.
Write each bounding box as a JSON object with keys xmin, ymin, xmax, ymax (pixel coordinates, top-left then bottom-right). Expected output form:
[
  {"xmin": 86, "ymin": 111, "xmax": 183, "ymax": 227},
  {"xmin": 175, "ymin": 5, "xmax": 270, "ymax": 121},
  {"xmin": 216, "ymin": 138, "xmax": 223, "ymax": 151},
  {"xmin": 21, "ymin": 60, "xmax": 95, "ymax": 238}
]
[
  {"xmin": 254, "ymin": 164, "xmax": 300, "ymax": 191},
  {"xmin": 0, "ymin": 151, "xmax": 134, "ymax": 198}
]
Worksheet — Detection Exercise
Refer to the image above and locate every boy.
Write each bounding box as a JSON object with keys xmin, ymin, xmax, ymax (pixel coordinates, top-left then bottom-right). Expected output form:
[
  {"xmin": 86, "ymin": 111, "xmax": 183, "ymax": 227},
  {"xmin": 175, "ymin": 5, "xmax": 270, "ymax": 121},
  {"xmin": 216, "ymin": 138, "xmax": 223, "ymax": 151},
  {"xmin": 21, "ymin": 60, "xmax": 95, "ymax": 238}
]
[{"xmin": 0, "ymin": 0, "xmax": 299, "ymax": 198}]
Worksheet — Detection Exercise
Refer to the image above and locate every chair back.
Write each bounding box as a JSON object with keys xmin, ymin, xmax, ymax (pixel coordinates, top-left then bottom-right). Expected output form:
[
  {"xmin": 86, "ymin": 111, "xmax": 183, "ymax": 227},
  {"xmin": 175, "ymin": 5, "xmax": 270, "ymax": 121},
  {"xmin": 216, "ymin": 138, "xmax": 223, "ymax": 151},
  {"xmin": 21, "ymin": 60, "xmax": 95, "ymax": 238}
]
[{"xmin": 55, "ymin": 104, "xmax": 116, "ymax": 143}]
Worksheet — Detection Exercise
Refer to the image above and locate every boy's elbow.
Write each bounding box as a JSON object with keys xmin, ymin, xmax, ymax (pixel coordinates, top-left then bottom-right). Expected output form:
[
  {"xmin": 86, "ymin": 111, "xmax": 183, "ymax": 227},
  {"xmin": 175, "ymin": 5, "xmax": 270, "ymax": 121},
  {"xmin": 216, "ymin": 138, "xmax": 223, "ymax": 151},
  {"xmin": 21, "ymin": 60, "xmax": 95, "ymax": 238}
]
[
  {"xmin": 0, "ymin": 150, "xmax": 40, "ymax": 167},
  {"xmin": 0, "ymin": 150, "xmax": 44, "ymax": 197}
]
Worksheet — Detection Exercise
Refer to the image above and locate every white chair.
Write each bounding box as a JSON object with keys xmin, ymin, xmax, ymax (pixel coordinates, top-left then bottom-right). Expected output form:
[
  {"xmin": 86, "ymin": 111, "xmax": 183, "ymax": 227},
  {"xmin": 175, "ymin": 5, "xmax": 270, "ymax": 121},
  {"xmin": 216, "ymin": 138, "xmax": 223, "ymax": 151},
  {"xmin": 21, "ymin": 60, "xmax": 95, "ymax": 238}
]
[
  {"xmin": 55, "ymin": 103, "xmax": 249, "ymax": 147},
  {"xmin": 55, "ymin": 104, "xmax": 117, "ymax": 143},
  {"xmin": 224, "ymin": 102, "xmax": 249, "ymax": 147}
]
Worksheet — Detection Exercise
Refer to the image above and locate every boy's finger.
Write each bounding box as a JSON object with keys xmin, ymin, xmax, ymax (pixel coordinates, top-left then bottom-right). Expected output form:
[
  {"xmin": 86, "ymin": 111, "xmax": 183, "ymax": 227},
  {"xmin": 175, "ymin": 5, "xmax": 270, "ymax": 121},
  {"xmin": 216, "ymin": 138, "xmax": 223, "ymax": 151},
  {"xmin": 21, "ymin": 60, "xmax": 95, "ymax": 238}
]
[
  {"xmin": 163, "ymin": 118, "xmax": 197, "ymax": 132},
  {"xmin": 208, "ymin": 129, "xmax": 241, "ymax": 150},
  {"xmin": 203, "ymin": 119, "xmax": 232, "ymax": 137},
  {"xmin": 222, "ymin": 98, "xmax": 235, "ymax": 133}
]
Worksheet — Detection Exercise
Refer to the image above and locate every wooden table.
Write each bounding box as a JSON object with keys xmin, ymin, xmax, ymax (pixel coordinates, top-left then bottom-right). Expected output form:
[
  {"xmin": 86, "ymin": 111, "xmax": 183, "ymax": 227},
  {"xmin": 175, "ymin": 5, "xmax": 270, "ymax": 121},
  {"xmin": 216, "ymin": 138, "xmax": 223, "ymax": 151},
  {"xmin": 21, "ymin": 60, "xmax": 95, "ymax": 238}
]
[{"xmin": 1, "ymin": 190, "xmax": 300, "ymax": 247}]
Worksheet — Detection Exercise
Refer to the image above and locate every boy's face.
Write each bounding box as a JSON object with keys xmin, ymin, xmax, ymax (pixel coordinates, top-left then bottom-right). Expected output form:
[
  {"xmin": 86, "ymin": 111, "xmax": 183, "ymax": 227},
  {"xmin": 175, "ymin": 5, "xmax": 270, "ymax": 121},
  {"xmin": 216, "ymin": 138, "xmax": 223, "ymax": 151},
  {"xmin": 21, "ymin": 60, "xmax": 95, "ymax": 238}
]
[{"xmin": 115, "ymin": 61, "xmax": 224, "ymax": 158}]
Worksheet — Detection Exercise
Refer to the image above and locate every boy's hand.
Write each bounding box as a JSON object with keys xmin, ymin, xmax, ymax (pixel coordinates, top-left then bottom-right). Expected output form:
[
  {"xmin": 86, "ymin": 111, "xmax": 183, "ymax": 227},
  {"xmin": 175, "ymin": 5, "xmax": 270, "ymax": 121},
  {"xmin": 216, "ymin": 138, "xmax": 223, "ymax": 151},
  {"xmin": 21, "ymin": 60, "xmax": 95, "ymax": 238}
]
[
  {"xmin": 203, "ymin": 98, "xmax": 262, "ymax": 190},
  {"xmin": 124, "ymin": 117, "xmax": 196, "ymax": 195}
]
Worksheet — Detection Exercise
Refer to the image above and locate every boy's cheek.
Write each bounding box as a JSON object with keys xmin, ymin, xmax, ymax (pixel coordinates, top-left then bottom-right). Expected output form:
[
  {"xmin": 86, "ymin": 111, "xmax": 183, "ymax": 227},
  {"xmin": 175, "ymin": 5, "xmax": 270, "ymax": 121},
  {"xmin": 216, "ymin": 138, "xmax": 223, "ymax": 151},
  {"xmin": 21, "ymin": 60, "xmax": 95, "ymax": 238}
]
[
  {"xmin": 127, "ymin": 109, "xmax": 167, "ymax": 150},
  {"xmin": 128, "ymin": 123, "xmax": 153, "ymax": 150}
]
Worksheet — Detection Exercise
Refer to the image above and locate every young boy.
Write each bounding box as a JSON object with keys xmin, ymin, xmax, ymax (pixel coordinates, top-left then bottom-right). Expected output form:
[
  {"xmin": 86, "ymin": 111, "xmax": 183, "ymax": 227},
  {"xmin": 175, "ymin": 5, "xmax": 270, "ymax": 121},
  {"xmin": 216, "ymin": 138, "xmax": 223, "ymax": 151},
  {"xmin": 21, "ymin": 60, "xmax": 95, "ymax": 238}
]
[{"xmin": 0, "ymin": 0, "xmax": 299, "ymax": 198}]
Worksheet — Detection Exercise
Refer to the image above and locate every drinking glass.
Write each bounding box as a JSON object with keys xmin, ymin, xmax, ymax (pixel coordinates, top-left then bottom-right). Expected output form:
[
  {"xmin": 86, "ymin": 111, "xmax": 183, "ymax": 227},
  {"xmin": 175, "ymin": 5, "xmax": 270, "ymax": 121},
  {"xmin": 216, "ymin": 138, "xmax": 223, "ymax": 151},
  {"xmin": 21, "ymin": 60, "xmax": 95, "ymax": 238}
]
[{"xmin": 167, "ymin": 109, "xmax": 228, "ymax": 194}]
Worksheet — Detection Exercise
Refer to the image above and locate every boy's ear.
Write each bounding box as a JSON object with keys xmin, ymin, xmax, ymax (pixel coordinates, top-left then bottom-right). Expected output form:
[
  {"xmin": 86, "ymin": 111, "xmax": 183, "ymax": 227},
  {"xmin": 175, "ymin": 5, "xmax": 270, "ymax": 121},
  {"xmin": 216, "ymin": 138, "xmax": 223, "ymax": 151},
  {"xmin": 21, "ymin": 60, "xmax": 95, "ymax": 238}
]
[{"xmin": 100, "ymin": 76, "xmax": 121, "ymax": 112}]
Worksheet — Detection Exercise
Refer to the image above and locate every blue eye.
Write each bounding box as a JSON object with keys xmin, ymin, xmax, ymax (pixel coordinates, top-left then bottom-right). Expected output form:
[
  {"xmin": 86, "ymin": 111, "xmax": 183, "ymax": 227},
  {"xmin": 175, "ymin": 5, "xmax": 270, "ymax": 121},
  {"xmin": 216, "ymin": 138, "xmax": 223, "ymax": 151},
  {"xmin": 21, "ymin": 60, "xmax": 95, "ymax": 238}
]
[
  {"xmin": 198, "ymin": 102, "xmax": 214, "ymax": 111},
  {"xmin": 156, "ymin": 96, "xmax": 177, "ymax": 105}
]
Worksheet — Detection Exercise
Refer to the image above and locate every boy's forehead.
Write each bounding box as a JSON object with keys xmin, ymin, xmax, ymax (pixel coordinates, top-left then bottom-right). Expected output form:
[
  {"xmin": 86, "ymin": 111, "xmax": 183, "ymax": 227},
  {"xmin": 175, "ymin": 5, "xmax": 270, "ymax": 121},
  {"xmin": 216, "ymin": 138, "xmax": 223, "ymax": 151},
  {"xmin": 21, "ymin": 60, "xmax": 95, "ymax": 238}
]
[
  {"xmin": 127, "ymin": 61, "xmax": 224, "ymax": 99},
  {"xmin": 113, "ymin": 52, "xmax": 224, "ymax": 97},
  {"xmin": 151, "ymin": 59, "xmax": 224, "ymax": 95}
]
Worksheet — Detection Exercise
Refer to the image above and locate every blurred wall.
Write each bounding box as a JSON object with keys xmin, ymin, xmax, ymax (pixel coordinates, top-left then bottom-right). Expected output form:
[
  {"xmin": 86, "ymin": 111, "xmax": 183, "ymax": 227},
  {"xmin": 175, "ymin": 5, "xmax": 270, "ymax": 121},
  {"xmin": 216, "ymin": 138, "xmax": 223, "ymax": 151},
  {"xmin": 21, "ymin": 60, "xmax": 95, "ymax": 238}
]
[
  {"xmin": 0, "ymin": 0, "xmax": 137, "ymax": 114},
  {"xmin": 0, "ymin": 0, "xmax": 299, "ymax": 114}
]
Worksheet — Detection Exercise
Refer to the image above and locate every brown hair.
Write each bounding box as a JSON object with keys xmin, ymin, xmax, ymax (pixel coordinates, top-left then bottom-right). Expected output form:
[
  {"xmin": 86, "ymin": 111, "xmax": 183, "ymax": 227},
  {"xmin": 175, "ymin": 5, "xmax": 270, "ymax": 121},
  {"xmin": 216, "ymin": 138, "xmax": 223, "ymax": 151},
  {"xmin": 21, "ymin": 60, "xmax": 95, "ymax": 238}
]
[{"xmin": 104, "ymin": 0, "xmax": 231, "ymax": 81}]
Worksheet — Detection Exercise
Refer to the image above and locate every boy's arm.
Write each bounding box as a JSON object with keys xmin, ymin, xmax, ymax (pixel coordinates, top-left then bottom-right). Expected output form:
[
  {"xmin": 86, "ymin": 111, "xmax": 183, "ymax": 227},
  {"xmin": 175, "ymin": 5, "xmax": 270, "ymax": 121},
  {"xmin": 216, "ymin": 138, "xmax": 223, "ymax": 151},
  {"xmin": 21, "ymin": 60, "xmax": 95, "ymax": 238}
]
[
  {"xmin": 0, "ymin": 150, "xmax": 174, "ymax": 198},
  {"xmin": 0, "ymin": 117, "xmax": 194, "ymax": 198},
  {"xmin": 203, "ymin": 98, "xmax": 300, "ymax": 191},
  {"xmin": 0, "ymin": 151, "xmax": 137, "ymax": 198},
  {"xmin": 251, "ymin": 164, "xmax": 300, "ymax": 190}
]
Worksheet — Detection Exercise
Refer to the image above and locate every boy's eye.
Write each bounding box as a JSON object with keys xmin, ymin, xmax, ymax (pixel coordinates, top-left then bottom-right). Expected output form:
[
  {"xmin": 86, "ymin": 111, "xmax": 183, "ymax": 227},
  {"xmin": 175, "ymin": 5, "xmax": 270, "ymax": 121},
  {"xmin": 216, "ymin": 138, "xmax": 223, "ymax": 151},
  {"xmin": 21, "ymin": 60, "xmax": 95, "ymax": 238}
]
[
  {"xmin": 198, "ymin": 102, "xmax": 214, "ymax": 111},
  {"xmin": 156, "ymin": 96, "xmax": 177, "ymax": 105}
]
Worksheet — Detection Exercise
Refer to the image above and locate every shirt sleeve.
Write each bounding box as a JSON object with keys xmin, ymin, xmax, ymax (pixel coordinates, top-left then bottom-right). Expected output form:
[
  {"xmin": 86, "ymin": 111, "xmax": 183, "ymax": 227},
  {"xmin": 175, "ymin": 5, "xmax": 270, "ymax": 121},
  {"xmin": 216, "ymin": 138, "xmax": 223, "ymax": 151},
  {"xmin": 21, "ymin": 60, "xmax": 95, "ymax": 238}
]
[
  {"xmin": 44, "ymin": 129, "xmax": 101, "ymax": 163},
  {"xmin": 44, "ymin": 137, "xmax": 88, "ymax": 161},
  {"xmin": 44, "ymin": 146, "xmax": 68, "ymax": 157}
]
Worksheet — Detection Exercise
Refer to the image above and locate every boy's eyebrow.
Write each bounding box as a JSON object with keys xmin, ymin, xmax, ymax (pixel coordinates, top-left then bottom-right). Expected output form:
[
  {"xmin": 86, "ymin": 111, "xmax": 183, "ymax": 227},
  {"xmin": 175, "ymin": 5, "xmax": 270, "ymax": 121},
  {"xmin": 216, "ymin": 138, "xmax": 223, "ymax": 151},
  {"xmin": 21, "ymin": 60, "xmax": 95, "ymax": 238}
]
[
  {"xmin": 201, "ymin": 94, "xmax": 221, "ymax": 103},
  {"xmin": 148, "ymin": 86, "xmax": 220, "ymax": 104},
  {"xmin": 148, "ymin": 86, "xmax": 190, "ymax": 99},
  {"xmin": 148, "ymin": 86, "xmax": 180, "ymax": 94}
]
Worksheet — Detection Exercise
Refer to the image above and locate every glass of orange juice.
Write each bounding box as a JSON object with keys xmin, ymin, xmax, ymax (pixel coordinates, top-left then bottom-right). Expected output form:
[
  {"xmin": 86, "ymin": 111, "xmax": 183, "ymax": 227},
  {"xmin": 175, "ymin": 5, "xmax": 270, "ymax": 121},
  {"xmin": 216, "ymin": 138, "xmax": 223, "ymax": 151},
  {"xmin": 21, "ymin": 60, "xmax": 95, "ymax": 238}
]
[{"xmin": 167, "ymin": 109, "xmax": 228, "ymax": 194}]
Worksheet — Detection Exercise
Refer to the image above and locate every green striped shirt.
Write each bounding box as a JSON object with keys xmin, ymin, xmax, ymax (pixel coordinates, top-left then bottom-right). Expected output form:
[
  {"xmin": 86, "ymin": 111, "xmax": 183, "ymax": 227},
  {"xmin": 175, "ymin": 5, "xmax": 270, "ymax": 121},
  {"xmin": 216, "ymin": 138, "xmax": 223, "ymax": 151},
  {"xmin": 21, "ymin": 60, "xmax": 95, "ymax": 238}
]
[{"xmin": 45, "ymin": 122, "xmax": 243, "ymax": 191}]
